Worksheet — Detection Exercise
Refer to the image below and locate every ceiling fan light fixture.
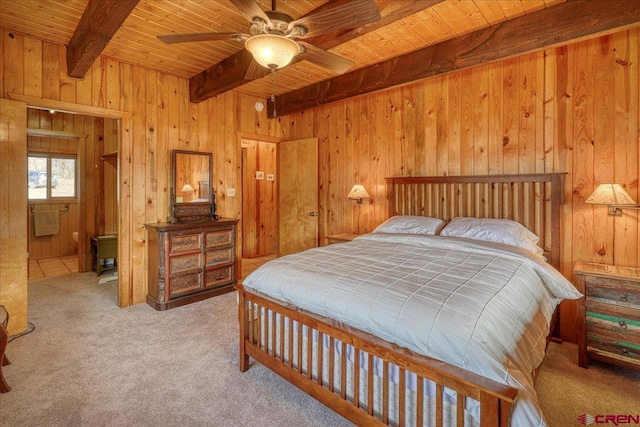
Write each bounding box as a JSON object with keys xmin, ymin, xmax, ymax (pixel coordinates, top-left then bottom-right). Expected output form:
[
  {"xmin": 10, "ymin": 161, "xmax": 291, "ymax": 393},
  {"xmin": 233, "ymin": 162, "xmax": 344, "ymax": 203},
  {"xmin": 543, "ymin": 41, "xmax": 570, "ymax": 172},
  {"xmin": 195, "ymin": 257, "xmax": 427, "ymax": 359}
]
[{"xmin": 245, "ymin": 34, "xmax": 300, "ymax": 70}]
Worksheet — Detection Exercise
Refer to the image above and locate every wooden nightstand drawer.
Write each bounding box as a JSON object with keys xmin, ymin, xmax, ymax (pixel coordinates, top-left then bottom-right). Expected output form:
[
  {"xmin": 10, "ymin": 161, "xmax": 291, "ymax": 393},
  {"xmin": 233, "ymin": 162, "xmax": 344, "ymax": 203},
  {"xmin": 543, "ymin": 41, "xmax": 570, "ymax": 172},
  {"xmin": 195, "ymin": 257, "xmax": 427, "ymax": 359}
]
[
  {"xmin": 585, "ymin": 275, "xmax": 640, "ymax": 306},
  {"xmin": 575, "ymin": 261, "xmax": 640, "ymax": 371},
  {"xmin": 586, "ymin": 311, "xmax": 640, "ymax": 362}
]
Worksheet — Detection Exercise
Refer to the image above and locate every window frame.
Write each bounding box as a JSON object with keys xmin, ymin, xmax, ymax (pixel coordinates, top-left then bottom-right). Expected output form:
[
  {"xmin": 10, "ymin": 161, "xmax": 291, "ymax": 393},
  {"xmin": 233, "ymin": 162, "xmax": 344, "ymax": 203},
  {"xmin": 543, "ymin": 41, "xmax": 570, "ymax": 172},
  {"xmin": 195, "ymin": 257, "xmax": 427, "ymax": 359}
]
[{"xmin": 28, "ymin": 152, "xmax": 78, "ymax": 201}]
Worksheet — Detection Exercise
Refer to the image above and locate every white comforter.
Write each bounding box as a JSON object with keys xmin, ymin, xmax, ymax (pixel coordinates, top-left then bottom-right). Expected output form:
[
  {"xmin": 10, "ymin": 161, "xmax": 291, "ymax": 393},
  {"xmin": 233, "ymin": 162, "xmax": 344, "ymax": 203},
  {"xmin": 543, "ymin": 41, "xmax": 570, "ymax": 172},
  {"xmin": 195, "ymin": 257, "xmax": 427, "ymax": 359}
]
[{"xmin": 243, "ymin": 233, "xmax": 582, "ymax": 426}]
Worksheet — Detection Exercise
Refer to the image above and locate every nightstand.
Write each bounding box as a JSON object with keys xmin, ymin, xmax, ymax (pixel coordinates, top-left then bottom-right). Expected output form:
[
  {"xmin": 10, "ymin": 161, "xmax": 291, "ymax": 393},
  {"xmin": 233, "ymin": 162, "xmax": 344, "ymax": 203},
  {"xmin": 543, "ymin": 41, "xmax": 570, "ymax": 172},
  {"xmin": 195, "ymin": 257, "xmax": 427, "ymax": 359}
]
[
  {"xmin": 574, "ymin": 262, "xmax": 640, "ymax": 370},
  {"xmin": 326, "ymin": 233, "xmax": 359, "ymax": 244}
]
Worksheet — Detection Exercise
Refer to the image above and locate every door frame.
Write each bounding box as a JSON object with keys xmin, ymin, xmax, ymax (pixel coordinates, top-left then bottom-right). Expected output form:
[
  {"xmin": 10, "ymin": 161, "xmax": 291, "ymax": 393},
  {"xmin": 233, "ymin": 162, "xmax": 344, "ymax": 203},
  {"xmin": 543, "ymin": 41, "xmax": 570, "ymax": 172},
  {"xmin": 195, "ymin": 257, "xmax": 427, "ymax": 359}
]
[
  {"xmin": 7, "ymin": 93, "xmax": 134, "ymax": 307},
  {"xmin": 237, "ymin": 132, "xmax": 284, "ymax": 264}
]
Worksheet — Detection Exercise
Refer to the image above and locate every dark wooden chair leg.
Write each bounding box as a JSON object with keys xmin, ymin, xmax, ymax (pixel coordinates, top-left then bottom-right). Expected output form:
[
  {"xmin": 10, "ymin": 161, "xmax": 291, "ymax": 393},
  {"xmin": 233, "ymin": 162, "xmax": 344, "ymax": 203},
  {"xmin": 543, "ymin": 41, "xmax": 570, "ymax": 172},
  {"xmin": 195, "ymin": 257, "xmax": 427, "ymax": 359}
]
[{"xmin": 0, "ymin": 305, "xmax": 11, "ymax": 393}]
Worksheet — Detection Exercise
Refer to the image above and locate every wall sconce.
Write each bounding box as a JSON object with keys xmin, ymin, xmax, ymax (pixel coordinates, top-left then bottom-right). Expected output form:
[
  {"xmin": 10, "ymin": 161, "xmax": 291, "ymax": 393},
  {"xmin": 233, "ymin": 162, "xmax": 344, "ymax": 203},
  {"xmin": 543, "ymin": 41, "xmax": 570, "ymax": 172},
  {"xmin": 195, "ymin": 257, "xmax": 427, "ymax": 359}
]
[
  {"xmin": 181, "ymin": 183, "xmax": 195, "ymax": 202},
  {"xmin": 585, "ymin": 184, "xmax": 639, "ymax": 216},
  {"xmin": 347, "ymin": 185, "xmax": 370, "ymax": 204}
]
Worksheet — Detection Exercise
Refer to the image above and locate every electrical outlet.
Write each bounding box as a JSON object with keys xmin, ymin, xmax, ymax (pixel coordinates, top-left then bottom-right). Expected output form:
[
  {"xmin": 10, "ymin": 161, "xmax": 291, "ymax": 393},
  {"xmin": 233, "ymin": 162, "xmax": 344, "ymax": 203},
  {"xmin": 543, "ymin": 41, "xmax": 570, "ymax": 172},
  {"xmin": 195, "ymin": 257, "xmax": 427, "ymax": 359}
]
[{"xmin": 226, "ymin": 188, "xmax": 236, "ymax": 197}]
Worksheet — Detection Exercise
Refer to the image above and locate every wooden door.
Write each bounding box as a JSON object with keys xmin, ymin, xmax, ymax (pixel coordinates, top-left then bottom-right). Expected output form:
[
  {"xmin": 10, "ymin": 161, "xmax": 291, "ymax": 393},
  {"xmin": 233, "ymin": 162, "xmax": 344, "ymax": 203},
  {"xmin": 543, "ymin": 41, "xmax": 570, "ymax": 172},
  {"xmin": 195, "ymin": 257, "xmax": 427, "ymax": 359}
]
[
  {"xmin": 0, "ymin": 98, "xmax": 28, "ymax": 333},
  {"xmin": 277, "ymin": 138, "xmax": 318, "ymax": 257}
]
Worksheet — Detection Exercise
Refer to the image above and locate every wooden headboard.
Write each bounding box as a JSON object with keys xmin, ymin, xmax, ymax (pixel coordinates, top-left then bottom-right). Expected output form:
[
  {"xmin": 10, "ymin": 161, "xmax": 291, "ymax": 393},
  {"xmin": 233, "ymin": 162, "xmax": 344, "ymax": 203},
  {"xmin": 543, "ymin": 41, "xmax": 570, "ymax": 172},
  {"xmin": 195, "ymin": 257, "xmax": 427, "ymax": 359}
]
[{"xmin": 385, "ymin": 173, "xmax": 566, "ymax": 269}]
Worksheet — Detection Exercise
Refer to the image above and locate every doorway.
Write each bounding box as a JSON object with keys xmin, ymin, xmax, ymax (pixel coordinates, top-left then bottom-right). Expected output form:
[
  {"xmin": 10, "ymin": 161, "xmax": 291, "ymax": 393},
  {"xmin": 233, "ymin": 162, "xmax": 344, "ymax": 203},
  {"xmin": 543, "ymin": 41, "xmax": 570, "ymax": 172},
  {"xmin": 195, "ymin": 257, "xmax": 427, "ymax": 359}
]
[
  {"xmin": 25, "ymin": 108, "xmax": 120, "ymax": 287},
  {"xmin": 241, "ymin": 138, "xmax": 277, "ymax": 259}
]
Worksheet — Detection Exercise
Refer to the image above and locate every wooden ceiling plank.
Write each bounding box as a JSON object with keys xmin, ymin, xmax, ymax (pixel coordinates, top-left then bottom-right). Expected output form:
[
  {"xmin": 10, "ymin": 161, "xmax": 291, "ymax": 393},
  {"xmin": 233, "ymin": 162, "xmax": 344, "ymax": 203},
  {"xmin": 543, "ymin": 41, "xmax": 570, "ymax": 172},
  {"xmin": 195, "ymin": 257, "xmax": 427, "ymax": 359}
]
[
  {"xmin": 66, "ymin": 0, "xmax": 142, "ymax": 78},
  {"xmin": 302, "ymin": 0, "xmax": 445, "ymax": 51},
  {"xmin": 471, "ymin": 0, "xmax": 508, "ymax": 24},
  {"xmin": 189, "ymin": 0, "xmax": 444, "ymax": 103},
  {"xmin": 268, "ymin": 0, "xmax": 640, "ymax": 117}
]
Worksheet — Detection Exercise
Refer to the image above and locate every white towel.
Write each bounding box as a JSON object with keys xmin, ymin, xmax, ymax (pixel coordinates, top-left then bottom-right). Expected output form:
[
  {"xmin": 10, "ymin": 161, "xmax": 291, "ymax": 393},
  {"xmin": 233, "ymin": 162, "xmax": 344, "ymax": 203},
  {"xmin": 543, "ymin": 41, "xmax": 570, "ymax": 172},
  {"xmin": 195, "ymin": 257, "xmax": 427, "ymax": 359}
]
[{"xmin": 33, "ymin": 210, "xmax": 59, "ymax": 237}]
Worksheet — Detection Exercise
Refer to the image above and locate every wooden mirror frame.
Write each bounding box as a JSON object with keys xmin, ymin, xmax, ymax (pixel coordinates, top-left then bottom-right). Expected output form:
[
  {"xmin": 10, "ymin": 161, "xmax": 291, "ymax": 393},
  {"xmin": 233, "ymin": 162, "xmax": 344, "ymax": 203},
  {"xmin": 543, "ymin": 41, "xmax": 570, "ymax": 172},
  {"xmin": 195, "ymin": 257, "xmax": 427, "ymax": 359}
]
[{"xmin": 170, "ymin": 149, "xmax": 215, "ymax": 223}]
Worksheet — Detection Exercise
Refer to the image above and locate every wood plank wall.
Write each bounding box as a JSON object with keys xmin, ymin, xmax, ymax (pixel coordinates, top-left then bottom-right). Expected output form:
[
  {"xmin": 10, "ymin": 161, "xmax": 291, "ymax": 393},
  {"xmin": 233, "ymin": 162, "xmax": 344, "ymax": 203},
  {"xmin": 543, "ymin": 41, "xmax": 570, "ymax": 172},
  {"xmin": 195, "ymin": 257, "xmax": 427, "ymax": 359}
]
[
  {"xmin": 1, "ymin": 28, "xmax": 638, "ymax": 343},
  {"xmin": 283, "ymin": 30, "xmax": 639, "ymax": 343}
]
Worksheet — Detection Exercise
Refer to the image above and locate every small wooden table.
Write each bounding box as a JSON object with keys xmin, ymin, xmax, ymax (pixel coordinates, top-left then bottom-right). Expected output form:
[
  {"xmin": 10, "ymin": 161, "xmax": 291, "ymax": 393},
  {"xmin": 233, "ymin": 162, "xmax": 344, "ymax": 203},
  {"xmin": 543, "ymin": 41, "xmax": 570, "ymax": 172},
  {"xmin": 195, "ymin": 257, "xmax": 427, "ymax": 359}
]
[
  {"xmin": 90, "ymin": 235, "xmax": 118, "ymax": 276},
  {"xmin": 326, "ymin": 233, "xmax": 359, "ymax": 244},
  {"xmin": 0, "ymin": 305, "xmax": 11, "ymax": 393},
  {"xmin": 574, "ymin": 262, "xmax": 640, "ymax": 371}
]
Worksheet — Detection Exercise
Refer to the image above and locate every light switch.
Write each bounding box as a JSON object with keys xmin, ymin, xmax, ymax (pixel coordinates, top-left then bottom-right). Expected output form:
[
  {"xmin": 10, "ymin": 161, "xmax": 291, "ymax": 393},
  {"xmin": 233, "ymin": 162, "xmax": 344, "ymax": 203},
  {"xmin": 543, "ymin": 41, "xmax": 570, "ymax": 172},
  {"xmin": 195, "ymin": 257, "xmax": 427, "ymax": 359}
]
[{"xmin": 226, "ymin": 188, "xmax": 236, "ymax": 197}]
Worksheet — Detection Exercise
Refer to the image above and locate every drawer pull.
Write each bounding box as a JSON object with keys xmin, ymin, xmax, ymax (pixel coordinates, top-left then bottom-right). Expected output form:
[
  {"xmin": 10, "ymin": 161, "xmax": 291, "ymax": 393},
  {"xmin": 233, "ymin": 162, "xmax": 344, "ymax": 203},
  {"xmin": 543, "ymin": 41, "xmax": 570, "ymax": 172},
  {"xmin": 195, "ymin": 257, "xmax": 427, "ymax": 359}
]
[
  {"xmin": 620, "ymin": 294, "xmax": 628, "ymax": 302},
  {"xmin": 618, "ymin": 321, "xmax": 627, "ymax": 329},
  {"xmin": 214, "ymin": 274, "xmax": 225, "ymax": 280}
]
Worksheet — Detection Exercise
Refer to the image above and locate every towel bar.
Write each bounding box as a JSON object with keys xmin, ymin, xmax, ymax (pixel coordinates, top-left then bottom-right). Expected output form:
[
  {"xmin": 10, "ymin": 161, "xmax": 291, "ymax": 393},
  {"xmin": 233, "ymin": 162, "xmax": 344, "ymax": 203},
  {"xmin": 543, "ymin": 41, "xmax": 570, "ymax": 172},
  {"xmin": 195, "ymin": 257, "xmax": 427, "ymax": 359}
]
[{"xmin": 29, "ymin": 203, "xmax": 69, "ymax": 214}]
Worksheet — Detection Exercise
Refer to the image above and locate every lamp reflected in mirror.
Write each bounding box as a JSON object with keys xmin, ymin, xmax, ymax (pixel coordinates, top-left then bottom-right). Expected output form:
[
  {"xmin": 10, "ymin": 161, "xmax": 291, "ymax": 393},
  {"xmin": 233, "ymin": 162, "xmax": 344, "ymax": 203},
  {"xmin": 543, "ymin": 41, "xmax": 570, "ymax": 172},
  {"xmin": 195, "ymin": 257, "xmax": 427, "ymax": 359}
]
[{"xmin": 181, "ymin": 183, "xmax": 195, "ymax": 202}]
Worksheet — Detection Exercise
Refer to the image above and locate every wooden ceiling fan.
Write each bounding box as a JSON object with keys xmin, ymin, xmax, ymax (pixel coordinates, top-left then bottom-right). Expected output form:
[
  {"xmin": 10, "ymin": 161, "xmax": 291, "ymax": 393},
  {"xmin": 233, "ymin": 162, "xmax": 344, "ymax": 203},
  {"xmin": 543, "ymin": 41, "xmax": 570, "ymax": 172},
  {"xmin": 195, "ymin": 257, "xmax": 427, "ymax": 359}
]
[{"xmin": 158, "ymin": 0, "xmax": 381, "ymax": 79}]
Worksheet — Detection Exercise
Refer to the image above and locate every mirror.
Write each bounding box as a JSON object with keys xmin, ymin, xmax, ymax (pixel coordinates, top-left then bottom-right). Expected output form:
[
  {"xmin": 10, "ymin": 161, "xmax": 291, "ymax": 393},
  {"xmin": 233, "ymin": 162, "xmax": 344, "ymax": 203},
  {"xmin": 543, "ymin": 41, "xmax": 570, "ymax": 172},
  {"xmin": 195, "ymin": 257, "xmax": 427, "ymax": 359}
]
[{"xmin": 170, "ymin": 150, "xmax": 216, "ymax": 222}]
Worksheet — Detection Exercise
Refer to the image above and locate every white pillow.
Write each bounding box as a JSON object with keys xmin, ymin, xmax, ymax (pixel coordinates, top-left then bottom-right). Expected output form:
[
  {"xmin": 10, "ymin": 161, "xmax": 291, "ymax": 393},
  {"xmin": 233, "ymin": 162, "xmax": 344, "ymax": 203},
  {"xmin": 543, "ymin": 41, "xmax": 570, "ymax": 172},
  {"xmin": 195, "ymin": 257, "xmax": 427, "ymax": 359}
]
[
  {"xmin": 373, "ymin": 215, "xmax": 446, "ymax": 236},
  {"xmin": 439, "ymin": 217, "xmax": 544, "ymax": 257}
]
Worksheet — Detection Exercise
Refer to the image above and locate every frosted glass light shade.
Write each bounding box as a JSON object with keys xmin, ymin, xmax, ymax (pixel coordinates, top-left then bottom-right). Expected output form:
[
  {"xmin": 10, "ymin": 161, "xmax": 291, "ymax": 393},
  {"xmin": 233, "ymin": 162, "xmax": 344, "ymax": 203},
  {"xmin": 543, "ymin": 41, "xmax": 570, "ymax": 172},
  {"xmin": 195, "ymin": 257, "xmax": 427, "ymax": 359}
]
[
  {"xmin": 585, "ymin": 184, "xmax": 636, "ymax": 205},
  {"xmin": 245, "ymin": 34, "xmax": 300, "ymax": 70},
  {"xmin": 347, "ymin": 185, "xmax": 370, "ymax": 204}
]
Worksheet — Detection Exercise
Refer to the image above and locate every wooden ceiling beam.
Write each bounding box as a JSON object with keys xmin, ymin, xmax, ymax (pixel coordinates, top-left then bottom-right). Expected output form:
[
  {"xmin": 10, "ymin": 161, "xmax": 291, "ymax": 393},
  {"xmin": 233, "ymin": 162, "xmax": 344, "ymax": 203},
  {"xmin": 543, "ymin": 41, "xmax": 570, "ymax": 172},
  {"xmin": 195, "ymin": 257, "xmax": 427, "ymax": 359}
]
[
  {"xmin": 67, "ymin": 0, "xmax": 140, "ymax": 78},
  {"xmin": 268, "ymin": 0, "xmax": 640, "ymax": 117},
  {"xmin": 189, "ymin": 0, "xmax": 441, "ymax": 103}
]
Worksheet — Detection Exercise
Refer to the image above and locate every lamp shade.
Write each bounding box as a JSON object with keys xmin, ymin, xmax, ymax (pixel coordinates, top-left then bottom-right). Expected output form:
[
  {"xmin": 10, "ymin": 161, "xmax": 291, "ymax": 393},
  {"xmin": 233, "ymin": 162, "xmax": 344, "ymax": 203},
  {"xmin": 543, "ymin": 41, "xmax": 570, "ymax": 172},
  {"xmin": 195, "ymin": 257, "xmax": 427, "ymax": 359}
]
[
  {"xmin": 181, "ymin": 184, "xmax": 195, "ymax": 193},
  {"xmin": 347, "ymin": 185, "xmax": 370, "ymax": 203},
  {"xmin": 585, "ymin": 184, "xmax": 636, "ymax": 205},
  {"xmin": 245, "ymin": 34, "xmax": 300, "ymax": 70}
]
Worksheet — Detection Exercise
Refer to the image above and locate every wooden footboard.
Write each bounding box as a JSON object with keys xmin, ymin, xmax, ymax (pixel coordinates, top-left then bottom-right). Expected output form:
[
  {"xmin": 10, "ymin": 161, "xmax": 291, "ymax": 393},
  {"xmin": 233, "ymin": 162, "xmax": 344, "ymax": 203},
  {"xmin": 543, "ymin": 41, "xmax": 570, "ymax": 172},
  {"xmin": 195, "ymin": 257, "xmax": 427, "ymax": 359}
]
[{"xmin": 238, "ymin": 285, "xmax": 517, "ymax": 427}]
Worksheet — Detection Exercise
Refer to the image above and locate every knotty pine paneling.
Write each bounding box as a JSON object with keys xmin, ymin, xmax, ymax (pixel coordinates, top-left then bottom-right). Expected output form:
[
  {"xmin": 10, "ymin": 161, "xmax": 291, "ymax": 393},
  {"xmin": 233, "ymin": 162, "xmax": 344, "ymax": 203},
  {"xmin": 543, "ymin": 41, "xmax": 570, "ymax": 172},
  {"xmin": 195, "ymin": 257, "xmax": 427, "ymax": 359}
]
[
  {"xmin": 1, "ymin": 30, "xmax": 286, "ymax": 313},
  {"xmin": 281, "ymin": 29, "xmax": 639, "ymax": 343},
  {"xmin": 1, "ymin": 28, "xmax": 638, "ymax": 344}
]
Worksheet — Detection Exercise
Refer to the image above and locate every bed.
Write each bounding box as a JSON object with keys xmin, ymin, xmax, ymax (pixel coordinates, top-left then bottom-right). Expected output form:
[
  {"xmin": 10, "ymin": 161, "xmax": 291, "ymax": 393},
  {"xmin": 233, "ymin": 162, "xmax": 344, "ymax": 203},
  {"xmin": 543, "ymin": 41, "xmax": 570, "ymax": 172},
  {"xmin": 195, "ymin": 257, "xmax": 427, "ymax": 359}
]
[{"xmin": 237, "ymin": 173, "xmax": 581, "ymax": 426}]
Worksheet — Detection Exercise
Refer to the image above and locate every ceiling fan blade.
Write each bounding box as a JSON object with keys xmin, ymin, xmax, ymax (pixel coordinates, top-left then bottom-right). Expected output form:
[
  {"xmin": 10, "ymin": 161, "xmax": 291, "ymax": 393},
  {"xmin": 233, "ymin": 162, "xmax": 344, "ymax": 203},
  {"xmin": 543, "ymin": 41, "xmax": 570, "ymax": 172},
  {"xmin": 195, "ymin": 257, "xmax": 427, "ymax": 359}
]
[
  {"xmin": 290, "ymin": 0, "xmax": 381, "ymax": 39},
  {"xmin": 297, "ymin": 42, "xmax": 354, "ymax": 74},
  {"xmin": 229, "ymin": 0, "xmax": 272, "ymax": 25},
  {"xmin": 158, "ymin": 33, "xmax": 247, "ymax": 45},
  {"xmin": 244, "ymin": 58, "xmax": 272, "ymax": 80}
]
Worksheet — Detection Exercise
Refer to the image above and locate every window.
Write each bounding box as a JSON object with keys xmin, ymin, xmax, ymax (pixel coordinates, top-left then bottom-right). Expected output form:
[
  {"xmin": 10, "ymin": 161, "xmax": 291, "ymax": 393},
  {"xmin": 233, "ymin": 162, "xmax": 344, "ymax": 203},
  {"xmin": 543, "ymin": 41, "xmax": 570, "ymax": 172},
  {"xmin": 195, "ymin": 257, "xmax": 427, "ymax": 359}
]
[{"xmin": 28, "ymin": 154, "xmax": 76, "ymax": 200}]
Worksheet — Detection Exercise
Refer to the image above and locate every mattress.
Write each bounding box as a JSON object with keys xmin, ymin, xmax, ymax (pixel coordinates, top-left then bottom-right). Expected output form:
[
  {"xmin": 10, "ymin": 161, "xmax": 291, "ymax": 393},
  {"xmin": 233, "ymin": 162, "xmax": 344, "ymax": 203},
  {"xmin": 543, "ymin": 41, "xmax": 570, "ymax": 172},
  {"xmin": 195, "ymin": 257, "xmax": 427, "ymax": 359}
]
[{"xmin": 243, "ymin": 233, "xmax": 582, "ymax": 426}]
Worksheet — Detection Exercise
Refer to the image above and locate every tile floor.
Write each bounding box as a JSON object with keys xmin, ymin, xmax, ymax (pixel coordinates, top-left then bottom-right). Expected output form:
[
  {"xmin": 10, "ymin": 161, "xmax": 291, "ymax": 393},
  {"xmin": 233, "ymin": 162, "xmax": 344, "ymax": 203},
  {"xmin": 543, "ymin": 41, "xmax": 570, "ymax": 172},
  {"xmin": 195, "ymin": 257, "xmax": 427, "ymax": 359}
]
[{"xmin": 29, "ymin": 255, "xmax": 79, "ymax": 279}]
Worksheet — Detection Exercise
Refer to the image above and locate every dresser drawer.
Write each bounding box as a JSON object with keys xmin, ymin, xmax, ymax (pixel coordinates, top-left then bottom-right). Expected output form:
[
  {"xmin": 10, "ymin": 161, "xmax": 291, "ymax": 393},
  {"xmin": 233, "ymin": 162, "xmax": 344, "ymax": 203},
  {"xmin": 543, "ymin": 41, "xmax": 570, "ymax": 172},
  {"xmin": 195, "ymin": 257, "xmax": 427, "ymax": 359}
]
[
  {"xmin": 206, "ymin": 228, "xmax": 233, "ymax": 249},
  {"xmin": 205, "ymin": 266, "xmax": 234, "ymax": 288},
  {"xmin": 584, "ymin": 275, "xmax": 640, "ymax": 307},
  {"xmin": 205, "ymin": 248, "xmax": 232, "ymax": 267},
  {"xmin": 168, "ymin": 272, "xmax": 202, "ymax": 298},
  {"xmin": 169, "ymin": 232, "xmax": 202, "ymax": 254},
  {"xmin": 169, "ymin": 253, "xmax": 203, "ymax": 275}
]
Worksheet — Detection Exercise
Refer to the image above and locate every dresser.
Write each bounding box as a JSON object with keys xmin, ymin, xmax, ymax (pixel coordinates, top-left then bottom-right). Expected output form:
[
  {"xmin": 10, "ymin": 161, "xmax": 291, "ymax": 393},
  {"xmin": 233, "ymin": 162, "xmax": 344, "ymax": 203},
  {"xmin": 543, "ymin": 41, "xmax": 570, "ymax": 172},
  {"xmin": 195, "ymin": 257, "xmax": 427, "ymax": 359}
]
[
  {"xmin": 145, "ymin": 219, "xmax": 239, "ymax": 310},
  {"xmin": 574, "ymin": 262, "xmax": 640, "ymax": 370}
]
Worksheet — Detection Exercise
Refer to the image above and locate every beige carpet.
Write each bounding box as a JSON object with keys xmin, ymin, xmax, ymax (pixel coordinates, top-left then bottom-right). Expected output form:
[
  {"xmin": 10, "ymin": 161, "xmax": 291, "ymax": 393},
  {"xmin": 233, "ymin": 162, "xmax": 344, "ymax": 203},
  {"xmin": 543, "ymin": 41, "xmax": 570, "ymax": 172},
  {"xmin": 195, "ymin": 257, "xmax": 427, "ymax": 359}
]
[{"xmin": 1, "ymin": 272, "xmax": 638, "ymax": 426}]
